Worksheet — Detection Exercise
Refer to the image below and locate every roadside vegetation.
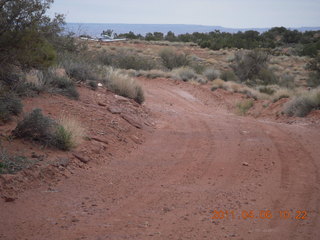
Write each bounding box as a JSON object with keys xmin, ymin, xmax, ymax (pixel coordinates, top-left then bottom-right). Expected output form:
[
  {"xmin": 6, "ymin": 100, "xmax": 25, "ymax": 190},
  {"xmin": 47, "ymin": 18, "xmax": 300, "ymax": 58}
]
[
  {"xmin": 116, "ymin": 27, "xmax": 320, "ymax": 57},
  {"xmin": 13, "ymin": 109, "xmax": 84, "ymax": 151}
]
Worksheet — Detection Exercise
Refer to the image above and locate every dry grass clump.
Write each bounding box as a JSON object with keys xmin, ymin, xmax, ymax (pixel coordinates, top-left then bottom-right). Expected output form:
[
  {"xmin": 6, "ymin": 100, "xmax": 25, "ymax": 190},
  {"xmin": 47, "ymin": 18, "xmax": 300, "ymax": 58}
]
[
  {"xmin": 236, "ymin": 100, "xmax": 254, "ymax": 115},
  {"xmin": 104, "ymin": 68, "xmax": 145, "ymax": 104},
  {"xmin": 172, "ymin": 67, "xmax": 197, "ymax": 82},
  {"xmin": 203, "ymin": 68, "xmax": 220, "ymax": 81},
  {"xmin": 55, "ymin": 116, "xmax": 85, "ymax": 150},
  {"xmin": 283, "ymin": 88, "xmax": 320, "ymax": 117},
  {"xmin": 211, "ymin": 79, "xmax": 266, "ymax": 100},
  {"xmin": 271, "ymin": 88, "xmax": 294, "ymax": 102},
  {"xmin": 25, "ymin": 69, "xmax": 46, "ymax": 90},
  {"xmin": 136, "ymin": 69, "xmax": 173, "ymax": 79}
]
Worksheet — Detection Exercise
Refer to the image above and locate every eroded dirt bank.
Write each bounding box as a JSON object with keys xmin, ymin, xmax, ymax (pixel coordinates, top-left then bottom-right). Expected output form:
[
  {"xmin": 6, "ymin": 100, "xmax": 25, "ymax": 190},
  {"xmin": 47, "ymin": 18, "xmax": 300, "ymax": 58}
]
[{"xmin": 0, "ymin": 78, "xmax": 319, "ymax": 240}]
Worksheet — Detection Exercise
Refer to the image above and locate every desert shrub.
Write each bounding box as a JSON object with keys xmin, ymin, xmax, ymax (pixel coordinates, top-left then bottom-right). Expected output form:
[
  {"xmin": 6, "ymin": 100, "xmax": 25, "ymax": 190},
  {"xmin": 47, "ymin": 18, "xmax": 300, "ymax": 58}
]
[
  {"xmin": 13, "ymin": 109, "xmax": 55, "ymax": 145},
  {"xmin": 255, "ymin": 68, "xmax": 278, "ymax": 85},
  {"xmin": 0, "ymin": 0, "xmax": 65, "ymax": 80},
  {"xmin": 88, "ymin": 81, "xmax": 98, "ymax": 90},
  {"xmin": 190, "ymin": 62, "xmax": 206, "ymax": 74},
  {"xmin": 0, "ymin": 92, "xmax": 23, "ymax": 123},
  {"xmin": 134, "ymin": 86, "xmax": 145, "ymax": 104},
  {"xmin": 105, "ymin": 68, "xmax": 145, "ymax": 104},
  {"xmin": 0, "ymin": 148, "xmax": 35, "ymax": 174},
  {"xmin": 64, "ymin": 61, "xmax": 96, "ymax": 82},
  {"xmin": 13, "ymin": 109, "xmax": 84, "ymax": 150},
  {"xmin": 211, "ymin": 79, "xmax": 264, "ymax": 99},
  {"xmin": 306, "ymin": 55, "xmax": 320, "ymax": 87},
  {"xmin": 159, "ymin": 48, "xmax": 189, "ymax": 70},
  {"xmin": 272, "ymin": 88, "xmax": 293, "ymax": 102},
  {"xmin": 307, "ymin": 73, "xmax": 320, "ymax": 88},
  {"xmin": 51, "ymin": 115, "xmax": 84, "ymax": 150},
  {"xmin": 279, "ymin": 74, "xmax": 295, "ymax": 88},
  {"xmin": 113, "ymin": 51, "xmax": 157, "ymax": 70},
  {"xmin": 203, "ymin": 68, "xmax": 220, "ymax": 81},
  {"xmin": 136, "ymin": 69, "xmax": 173, "ymax": 79},
  {"xmin": 97, "ymin": 49, "xmax": 158, "ymax": 70},
  {"xmin": 53, "ymin": 126, "xmax": 73, "ymax": 151},
  {"xmin": 258, "ymin": 86, "xmax": 275, "ymax": 95},
  {"xmin": 172, "ymin": 67, "xmax": 198, "ymax": 82},
  {"xmin": 48, "ymin": 74, "xmax": 79, "ymax": 99},
  {"xmin": 236, "ymin": 100, "xmax": 254, "ymax": 115},
  {"xmin": 220, "ymin": 70, "xmax": 237, "ymax": 81},
  {"xmin": 232, "ymin": 50, "xmax": 275, "ymax": 85},
  {"xmin": 283, "ymin": 89, "xmax": 320, "ymax": 117},
  {"xmin": 211, "ymin": 79, "xmax": 228, "ymax": 91},
  {"xmin": 58, "ymin": 52, "xmax": 98, "ymax": 82}
]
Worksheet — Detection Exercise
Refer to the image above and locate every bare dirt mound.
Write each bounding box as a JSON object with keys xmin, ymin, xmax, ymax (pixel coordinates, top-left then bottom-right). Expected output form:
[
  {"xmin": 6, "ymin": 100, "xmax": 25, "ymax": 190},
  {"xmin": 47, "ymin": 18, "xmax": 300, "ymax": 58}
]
[
  {"xmin": 0, "ymin": 85, "xmax": 153, "ymax": 200},
  {"xmin": 0, "ymin": 78, "xmax": 319, "ymax": 240}
]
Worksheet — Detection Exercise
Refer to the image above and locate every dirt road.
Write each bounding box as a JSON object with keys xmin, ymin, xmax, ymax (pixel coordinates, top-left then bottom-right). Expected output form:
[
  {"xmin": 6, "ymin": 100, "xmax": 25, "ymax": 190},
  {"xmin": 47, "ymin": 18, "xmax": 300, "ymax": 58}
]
[{"xmin": 1, "ymin": 78, "xmax": 319, "ymax": 240}]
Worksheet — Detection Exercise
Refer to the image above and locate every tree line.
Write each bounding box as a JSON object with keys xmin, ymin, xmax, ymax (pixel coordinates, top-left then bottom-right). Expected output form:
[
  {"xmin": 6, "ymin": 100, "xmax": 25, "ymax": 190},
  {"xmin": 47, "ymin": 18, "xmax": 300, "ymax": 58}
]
[{"xmin": 115, "ymin": 27, "xmax": 320, "ymax": 57}]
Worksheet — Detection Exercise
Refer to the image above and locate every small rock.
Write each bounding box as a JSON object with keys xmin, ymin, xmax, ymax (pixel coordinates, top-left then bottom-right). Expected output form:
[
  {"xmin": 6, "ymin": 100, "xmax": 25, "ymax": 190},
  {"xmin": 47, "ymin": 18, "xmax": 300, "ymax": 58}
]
[
  {"xmin": 3, "ymin": 196, "xmax": 16, "ymax": 202},
  {"xmin": 71, "ymin": 217, "xmax": 79, "ymax": 223},
  {"xmin": 91, "ymin": 137, "xmax": 109, "ymax": 145},
  {"xmin": 107, "ymin": 106, "xmax": 122, "ymax": 114},
  {"xmin": 98, "ymin": 102, "xmax": 106, "ymax": 107},
  {"xmin": 130, "ymin": 135, "xmax": 142, "ymax": 144},
  {"xmin": 121, "ymin": 114, "xmax": 143, "ymax": 129},
  {"xmin": 73, "ymin": 153, "xmax": 91, "ymax": 164},
  {"xmin": 114, "ymin": 95, "xmax": 130, "ymax": 102},
  {"xmin": 242, "ymin": 162, "xmax": 249, "ymax": 166}
]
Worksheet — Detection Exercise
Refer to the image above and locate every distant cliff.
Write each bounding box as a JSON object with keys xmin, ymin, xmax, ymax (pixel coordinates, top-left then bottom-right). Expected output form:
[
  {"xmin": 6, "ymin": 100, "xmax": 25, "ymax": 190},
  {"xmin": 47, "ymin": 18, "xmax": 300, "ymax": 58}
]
[{"xmin": 66, "ymin": 23, "xmax": 320, "ymax": 37}]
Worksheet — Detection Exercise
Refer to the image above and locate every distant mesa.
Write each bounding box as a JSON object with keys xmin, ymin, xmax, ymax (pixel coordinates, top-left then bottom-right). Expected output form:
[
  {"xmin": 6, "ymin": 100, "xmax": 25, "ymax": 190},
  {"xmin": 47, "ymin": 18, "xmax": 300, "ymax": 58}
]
[{"xmin": 68, "ymin": 23, "xmax": 320, "ymax": 37}]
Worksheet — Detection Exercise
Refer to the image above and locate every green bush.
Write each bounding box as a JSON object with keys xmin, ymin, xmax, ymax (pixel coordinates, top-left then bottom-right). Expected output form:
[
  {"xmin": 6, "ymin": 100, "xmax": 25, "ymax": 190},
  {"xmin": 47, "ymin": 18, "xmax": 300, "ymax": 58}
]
[
  {"xmin": 49, "ymin": 75, "xmax": 79, "ymax": 100},
  {"xmin": 52, "ymin": 125, "xmax": 73, "ymax": 151},
  {"xmin": 0, "ymin": 92, "xmax": 23, "ymax": 123},
  {"xmin": 88, "ymin": 81, "xmax": 98, "ymax": 90},
  {"xmin": 0, "ymin": 0, "xmax": 63, "ymax": 74},
  {"xmin": 13, "ymin": 109, "xmax": 55, "ymax": 145},
  {"xmin": 232, "ymin": 50, "xmax": 270, "ymax": 83},
  {"xmin": 159, "ymin": 48, "xmax": 189, "ymax": 70}
]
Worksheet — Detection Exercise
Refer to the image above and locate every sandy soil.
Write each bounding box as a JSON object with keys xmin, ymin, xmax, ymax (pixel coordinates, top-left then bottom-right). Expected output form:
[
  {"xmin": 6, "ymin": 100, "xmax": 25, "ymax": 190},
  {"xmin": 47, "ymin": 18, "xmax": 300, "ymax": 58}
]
[{"xmin": 0, "ymin": 77, "xmax": 319, "ymax": 240}]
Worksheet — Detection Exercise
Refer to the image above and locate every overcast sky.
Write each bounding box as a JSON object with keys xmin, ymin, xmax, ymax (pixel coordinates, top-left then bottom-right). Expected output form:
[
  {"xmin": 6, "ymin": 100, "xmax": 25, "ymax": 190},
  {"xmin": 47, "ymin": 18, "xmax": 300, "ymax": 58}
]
[{"xmin": 49, "ymin": 0, "xmax": 320, "ymax": 28}]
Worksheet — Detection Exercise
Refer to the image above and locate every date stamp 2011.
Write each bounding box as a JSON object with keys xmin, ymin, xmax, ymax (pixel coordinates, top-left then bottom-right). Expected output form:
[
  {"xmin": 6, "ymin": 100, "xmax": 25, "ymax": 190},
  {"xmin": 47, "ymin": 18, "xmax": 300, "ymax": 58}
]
[{"xmin": 211, "ymin": 210, "xmax": 308, "ymax": 220}]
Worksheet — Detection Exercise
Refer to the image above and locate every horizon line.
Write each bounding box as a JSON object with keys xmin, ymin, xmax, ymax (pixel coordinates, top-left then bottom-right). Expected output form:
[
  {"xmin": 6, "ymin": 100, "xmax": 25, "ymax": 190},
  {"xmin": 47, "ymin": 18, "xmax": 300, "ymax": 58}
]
[{"xmin": 66, "ymin": 22, "xmax": 320, "ymax": 29}]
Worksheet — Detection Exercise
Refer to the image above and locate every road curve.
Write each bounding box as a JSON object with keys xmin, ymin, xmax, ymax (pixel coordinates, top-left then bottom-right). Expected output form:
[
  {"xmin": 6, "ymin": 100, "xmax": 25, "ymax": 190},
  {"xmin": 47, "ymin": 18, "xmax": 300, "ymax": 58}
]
[{"xmin": 0, "ymin": 78, "xmax": 319, "ymax": 240}]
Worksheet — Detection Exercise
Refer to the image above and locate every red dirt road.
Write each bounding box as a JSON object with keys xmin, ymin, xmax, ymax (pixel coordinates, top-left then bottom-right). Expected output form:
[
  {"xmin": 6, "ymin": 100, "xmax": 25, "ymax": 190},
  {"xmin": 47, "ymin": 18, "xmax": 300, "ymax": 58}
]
[{"xmin": 1, "ymin": 78, "xmax": 320, "ymax": 240}]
